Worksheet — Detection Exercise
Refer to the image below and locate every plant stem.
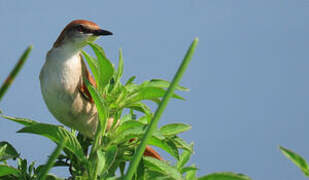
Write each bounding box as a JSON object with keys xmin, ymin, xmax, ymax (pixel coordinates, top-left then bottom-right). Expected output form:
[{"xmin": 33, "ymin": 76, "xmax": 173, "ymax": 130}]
[
  {"xmin": 124, "ymin": 38, "xmax": 198, "ymax": 180},
  {"xmin": 88, "ymin": 124, "xmax": 103, "ymax": 180},
  {"xmin": 0, "ymin": 46, "xmax": 32, "ymax": 102},
  {"xmin": 85, "ymin": 80, "xmax": 109, "ymax": 179},
  {"xmin": 38, "ymin": 138, "xmax": 67, "ymax": 180}
]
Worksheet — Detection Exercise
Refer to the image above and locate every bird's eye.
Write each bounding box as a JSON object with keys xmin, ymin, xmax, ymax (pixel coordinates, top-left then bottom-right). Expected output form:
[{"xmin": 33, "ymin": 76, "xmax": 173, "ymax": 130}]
[
  {"xmin": 77, "ymin": 25, "xmax": 84, "ymax": 32},
  {"xmin": 76, "ymin": 25, "xmax": 92, "ymax": 34},
  {"xmin": 84, "ymin": 28, "xmax": 91, "ymax": 34}
]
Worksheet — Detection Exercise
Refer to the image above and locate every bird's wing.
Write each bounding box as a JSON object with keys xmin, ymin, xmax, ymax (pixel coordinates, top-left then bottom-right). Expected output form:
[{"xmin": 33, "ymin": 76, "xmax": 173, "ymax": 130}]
[
  {"xmin": 78, "ymin": 54, "xmax": 96, "ymax": 103},
  {"xmin": 144, "ymin": 145, "xmax": 163, "ymax": 160}
]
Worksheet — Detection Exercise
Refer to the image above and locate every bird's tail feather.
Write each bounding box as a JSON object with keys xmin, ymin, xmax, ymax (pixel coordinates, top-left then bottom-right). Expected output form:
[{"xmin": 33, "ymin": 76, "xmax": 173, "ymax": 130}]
[{"xmin": 144, "ymin": 145, "xmax": 163, "ymax": 160}]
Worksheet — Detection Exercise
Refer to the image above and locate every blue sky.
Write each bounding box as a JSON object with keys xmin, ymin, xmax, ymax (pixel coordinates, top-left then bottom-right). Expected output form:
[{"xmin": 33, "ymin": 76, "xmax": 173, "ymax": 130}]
[{"xmin": 0, "ymin": 0, "xmax": 309, "ymax": 179}]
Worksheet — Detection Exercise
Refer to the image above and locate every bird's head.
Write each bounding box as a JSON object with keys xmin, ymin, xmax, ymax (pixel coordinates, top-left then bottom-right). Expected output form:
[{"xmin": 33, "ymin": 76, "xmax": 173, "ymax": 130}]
[{"xmin": 53, "ymin": 19, "xmax": 112, "ymax": 48}]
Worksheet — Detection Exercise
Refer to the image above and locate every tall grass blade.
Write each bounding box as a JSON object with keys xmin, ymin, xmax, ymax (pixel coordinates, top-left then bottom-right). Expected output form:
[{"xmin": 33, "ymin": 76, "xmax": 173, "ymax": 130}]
[
  {"xmin": 0, "ymin": 46, "xmax": 32, "ymax": 102},
  {"xmin": 37, "ymin": 138, "xmax": 67, "ymax": 180},
  {"xmin": 124, "ymin": 38, "xmax": 198, "ymax": 180}
]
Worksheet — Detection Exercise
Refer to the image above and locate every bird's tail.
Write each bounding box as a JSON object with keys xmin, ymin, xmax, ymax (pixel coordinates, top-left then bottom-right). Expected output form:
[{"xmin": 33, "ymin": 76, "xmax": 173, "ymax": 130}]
[{"xmin": 144, "ymin": 145, "xmax": 163, "ymax": 160}]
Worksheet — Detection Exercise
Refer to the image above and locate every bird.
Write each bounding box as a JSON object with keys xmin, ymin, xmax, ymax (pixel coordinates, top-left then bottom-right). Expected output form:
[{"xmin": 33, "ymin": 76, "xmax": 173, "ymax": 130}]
[{"xmin": 39, "ymin": 19, "xmax": 162, "ymax": 160}]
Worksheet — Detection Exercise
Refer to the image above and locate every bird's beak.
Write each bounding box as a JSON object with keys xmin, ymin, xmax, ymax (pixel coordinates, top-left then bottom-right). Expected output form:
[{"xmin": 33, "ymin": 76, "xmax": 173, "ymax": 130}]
[{"xmin": 93, "ymin": 29, "xmax": 113, "ymax": 36}]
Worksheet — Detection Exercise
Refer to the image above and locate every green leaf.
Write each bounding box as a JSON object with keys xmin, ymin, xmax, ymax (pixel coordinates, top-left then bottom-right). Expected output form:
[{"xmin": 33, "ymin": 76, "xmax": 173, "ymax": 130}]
[
  {"xmin": 148, "ymin": 136, "xmax": 179, "ymax": 160},
  {"xmin": 115, "ymin": 120, "xmax": 145, "ymax": 137},
  {"xmin": 28, "ymin": 161, "xmax": 35, "ymax": 176},
  {"xmin": 127, "ymin": 87, "xmax": 184, "ymax": 104},
  {"xmin": 96, "ymin": 150, "xmax": 106, "ymax": 176},
  {"xmin": 147, "ymin": 79, "xmax": 189, "ymax": 91},
  {"xmin": 0, "ymin": 141, "xmax": 19, "ymax": 161},
  {"xmin": 0, "ymin": 145, "xmax": 8, "ymax": 159},
  {"xmin": 125, "ymin": 76, "xmax": 136, "ymax": 86},
  {"xmin": 89, "ymin": 43, "xmax": 114, "ymax": 89},
  {"xmin": 45, "ymin": 174, "xmax": 65, "ymax": 180},
  {"xmin": 17, "ymin": 158, "xmax": 27, "ymax": 174},
  {"xmin": 120, "ymin": 113, "xmax": 135, "ymax": 123},
  {"xmin": 106, "ymin": 177, "xmax": 122, "ymax": 180},
  {"xmin": 0, "ymin": 164, "xmax": 20, "ymax": 177},
  {"xmin": 17, "ymin": 123, "xmax": 85, "ymax": 162},
  {"xmin": 1, "ymin": 115, "xmax": 38, "ymax": 126},
  {"xmin": 113, "ymin": 86, "xmax": 129, "ymax": 108},
  {"xmin": 81, "ymin": 50, "xmax": 99, "ymax": 84},
  {"xmin": 84, "ymin": 78, "xmax": 108, "ymax": 134},
  {"xmin": 280, "ymin": 146, "xmax": 309, "ymax": 176},
  {"xmin": 172, "ymin": 136, "xmax": 193, "ymax": 152},
  {"xmin": 115, "ymin": 48, "xmax": 124, "ymax": 85},
  {"xmin": 152, "ymin": 130, "xmax": 165, "ymax": 140},
  {"xmin": 113, "ymin": 123, "xmax": 146, "ymax": 144},
  {"xmin": 149, "ymin": 98, "xmax": 161, "ymax": 105},
  {"xmin": 198, "ymin": 172, "xmax": 251, "ymax": 180},
  {"xmin": 127, "ymin": 102, "xmax": 151, "ymax": 115},
  {"xmin": 180, "ymin": 166, "xmax": 198, "ymax": 174},
  {"xmin": 103, "ymin": 145, "xmax": 118, "ymax": 174},
  {"xmin": 143, "ymin": 156, "xmax": 183, "ymax": 180},
  {"xmin": 74, "ymin": 176, "xmax": 90, "ymax": 180},
  {"xmin": 144, "ymin": 170, "xmax": 172, "ymax": 180},
  {"xmin": 177, "ymin": 144, "xmax": 193, "ymax": 169},
  {"xmin": 185, "ymin": 164, "xmax": 197, "ymax": 180},
  {"xmin": 138, "ymin": 115, "xmax": 151, "ymax": 124},
  {"xmin": 160, "ymin": 123, "xmax": 191, "ymax": 136}
]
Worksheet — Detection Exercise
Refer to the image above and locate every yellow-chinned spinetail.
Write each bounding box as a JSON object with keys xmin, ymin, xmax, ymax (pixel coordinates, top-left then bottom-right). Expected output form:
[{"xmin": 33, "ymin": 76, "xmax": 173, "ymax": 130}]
[{"xmin": 40, "ymin": 19, "xmax": 162, "ymax": 160}]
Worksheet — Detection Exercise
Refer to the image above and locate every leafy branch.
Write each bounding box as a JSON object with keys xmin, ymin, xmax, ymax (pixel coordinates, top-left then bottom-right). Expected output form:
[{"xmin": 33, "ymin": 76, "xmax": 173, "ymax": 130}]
[{"xmin": 0, "ymin": 40, "xmax": 252, "ymax": 180}]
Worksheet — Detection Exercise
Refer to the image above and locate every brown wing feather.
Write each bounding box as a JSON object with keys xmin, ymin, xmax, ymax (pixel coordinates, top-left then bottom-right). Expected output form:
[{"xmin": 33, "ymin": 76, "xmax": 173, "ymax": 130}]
[
  {"xmin": 130, "ymin": 138, "xmax": 163, "ymax": 160},
  {"xmin": 78, "ymin": 54, "xmax": 96, "ymax": 103},
  {"xmin": 144, "ymin": 145, "xmax": 163, "ymax": 160}
]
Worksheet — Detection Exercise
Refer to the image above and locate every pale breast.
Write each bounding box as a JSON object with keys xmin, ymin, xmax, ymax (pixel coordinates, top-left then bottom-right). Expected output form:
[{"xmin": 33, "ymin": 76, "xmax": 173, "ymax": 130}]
[{"xmin": 40, "ymin": 50, "xmax": 98, "ymax": 137}]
